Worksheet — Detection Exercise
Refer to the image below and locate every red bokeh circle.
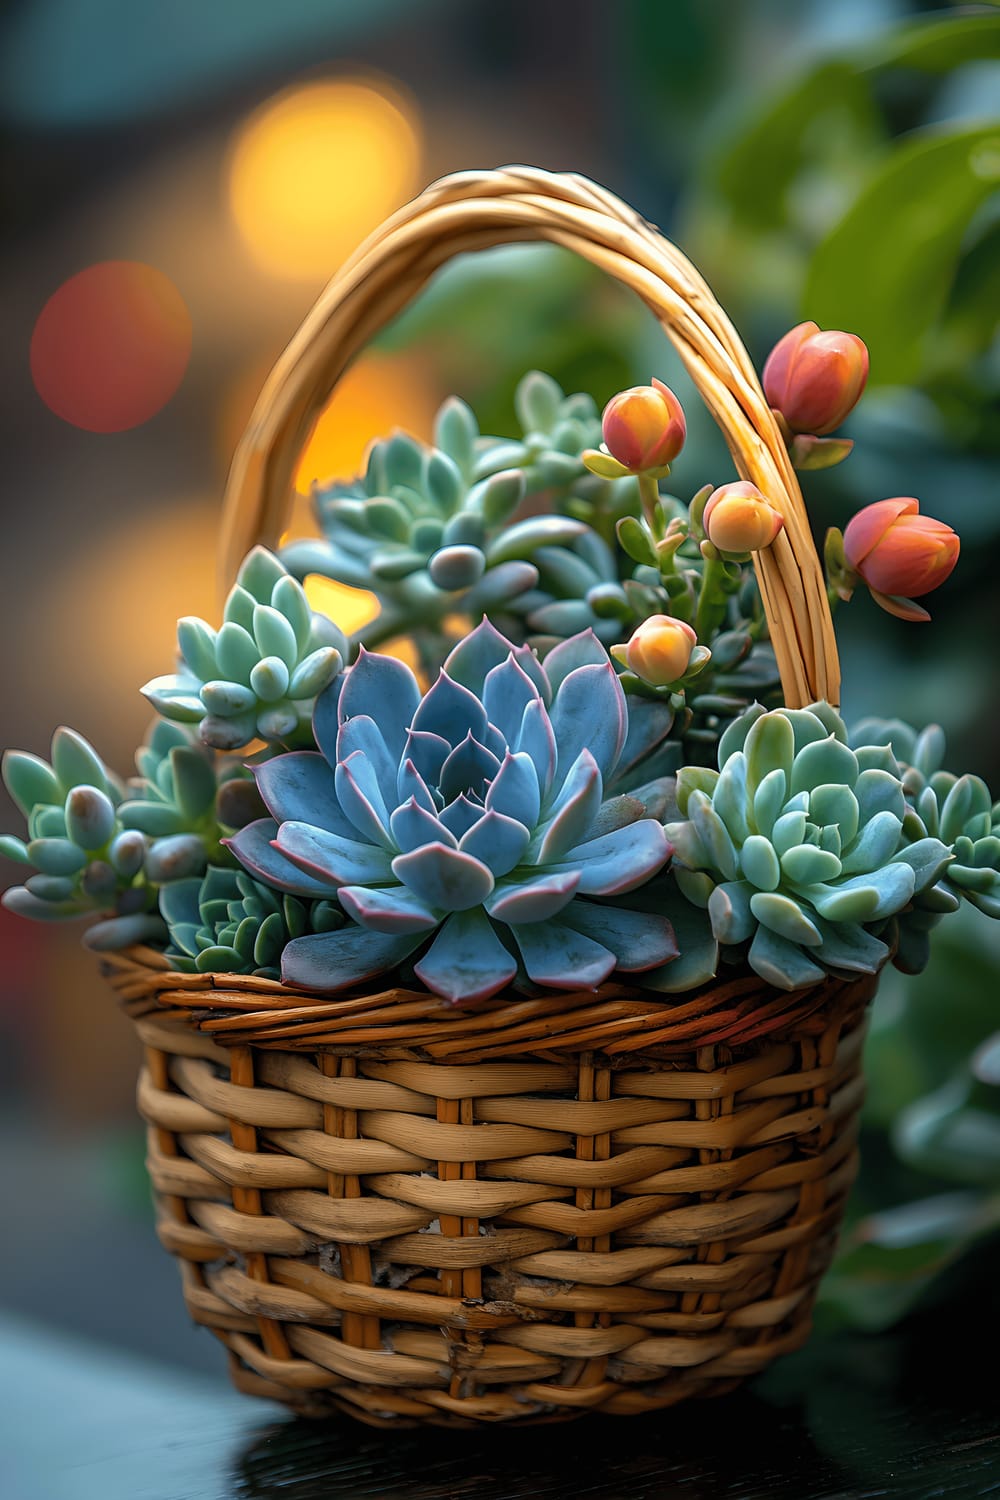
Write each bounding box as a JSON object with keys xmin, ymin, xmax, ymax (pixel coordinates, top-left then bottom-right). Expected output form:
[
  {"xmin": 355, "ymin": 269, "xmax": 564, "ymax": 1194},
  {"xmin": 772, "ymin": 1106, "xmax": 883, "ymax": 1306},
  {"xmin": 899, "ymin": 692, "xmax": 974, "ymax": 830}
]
[{"xmin": 30, "ymin": 261, "xmax": 192, "ymax": 433}]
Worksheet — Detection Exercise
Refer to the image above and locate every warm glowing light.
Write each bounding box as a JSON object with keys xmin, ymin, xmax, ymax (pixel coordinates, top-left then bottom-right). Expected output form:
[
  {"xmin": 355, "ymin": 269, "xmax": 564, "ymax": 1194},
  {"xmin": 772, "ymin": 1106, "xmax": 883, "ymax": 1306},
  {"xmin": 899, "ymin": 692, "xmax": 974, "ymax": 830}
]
[
  {"xmin": 303, "ymin": 574, "xmax": 380, "ymax": 636},
  {"xmin": 295, "ymin": 352, "xmax": 439, "ymax": 489},
  {"xmin": 30, "ymin": 262, "xmax": 191, "ymax": 432},
  {"xmin": 228, "ymin": 76, "xmax": 422, "ymax": 280}
]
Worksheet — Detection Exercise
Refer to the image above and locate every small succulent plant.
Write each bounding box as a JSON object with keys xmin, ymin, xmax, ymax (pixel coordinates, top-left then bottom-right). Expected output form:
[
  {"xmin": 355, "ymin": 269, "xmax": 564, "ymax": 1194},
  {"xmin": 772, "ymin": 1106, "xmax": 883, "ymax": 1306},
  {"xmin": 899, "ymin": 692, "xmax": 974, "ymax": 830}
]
[
  {"xmin": 160, "ymin": 865, "xmax": 344, "ymax": 978},
  {"xmin": 0, "ymin": 728, "xmax": 163, "ymax": 949},
  {"xmin": 117, "ymin": 720, "xmax": 266, "ymax": 882},
  {"xmin": 664, "ymin": 702, "xmax": 953, "ymax": 990},
  {"xmin": 142, "ymin": 547, "xmax": 347, "ymax": 750},
  {"xmin": 848, "ymin": 719, "xmax": 1000, "ymax": 971},
  {"xmin": 227, "ymin": 620, "xmax": 678, "ymax": 1002}
]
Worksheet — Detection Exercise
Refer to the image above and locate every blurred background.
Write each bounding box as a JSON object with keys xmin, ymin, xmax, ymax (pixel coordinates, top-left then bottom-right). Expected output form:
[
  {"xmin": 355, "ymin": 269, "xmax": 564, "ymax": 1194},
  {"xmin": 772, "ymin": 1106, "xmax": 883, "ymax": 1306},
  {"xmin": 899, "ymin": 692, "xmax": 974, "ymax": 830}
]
[{"xmin": 1, "ymin": 0, "xmax": 998, "ymax": 1376}]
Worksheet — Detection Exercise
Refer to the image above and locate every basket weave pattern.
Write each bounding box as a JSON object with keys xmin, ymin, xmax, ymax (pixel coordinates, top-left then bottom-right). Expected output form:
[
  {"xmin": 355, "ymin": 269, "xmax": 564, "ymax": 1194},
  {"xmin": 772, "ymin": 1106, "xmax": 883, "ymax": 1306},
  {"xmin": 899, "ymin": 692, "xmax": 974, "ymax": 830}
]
[{"xmin": 106, "ymin": 950, "xmax": 872, "ymax": 1425}]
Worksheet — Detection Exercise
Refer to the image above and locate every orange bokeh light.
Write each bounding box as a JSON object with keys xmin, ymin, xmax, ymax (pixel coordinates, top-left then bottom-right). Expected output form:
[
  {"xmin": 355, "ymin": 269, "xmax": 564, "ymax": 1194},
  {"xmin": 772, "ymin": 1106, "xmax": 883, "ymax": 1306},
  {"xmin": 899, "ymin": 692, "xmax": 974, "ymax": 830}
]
[
  {"xmin": 30, "ymin": 261, "xmax": 192, "ymax": 433},
  {"xmin": 229, "ymin": 76, "xmax": 422, "ymax": 281}
]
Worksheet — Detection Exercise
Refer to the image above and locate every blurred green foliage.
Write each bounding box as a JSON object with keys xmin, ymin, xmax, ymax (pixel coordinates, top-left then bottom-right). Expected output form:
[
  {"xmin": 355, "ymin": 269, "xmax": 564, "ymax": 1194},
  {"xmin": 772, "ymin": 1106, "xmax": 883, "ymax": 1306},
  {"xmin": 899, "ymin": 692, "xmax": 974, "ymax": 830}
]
[{"xmin": 380, "ymin": 2, "xmax": 1000, "ymax": 1331}]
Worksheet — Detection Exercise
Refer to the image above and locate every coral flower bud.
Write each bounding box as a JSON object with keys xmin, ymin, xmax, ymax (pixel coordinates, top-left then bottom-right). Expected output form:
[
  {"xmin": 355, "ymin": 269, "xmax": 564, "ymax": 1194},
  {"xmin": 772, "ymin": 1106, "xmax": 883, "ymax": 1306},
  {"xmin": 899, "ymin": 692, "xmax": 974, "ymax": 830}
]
[
  {"xmin": 601, "ymin": 378, "xmax": 686, "ymax": 473},
  {"xmin": 703, "ymin": 481, "xmax": 784, "ymax": 553},
  {"xmin": 843, "ymin": 497, "xmax": 959, "ymax": 610},
  {"xmin": 763, "ymin": 321, "xmax": 869, "ymax": 435},
  {"xmin": 613, "ymin": 614, "xmax": 698, "ymax": 687}
]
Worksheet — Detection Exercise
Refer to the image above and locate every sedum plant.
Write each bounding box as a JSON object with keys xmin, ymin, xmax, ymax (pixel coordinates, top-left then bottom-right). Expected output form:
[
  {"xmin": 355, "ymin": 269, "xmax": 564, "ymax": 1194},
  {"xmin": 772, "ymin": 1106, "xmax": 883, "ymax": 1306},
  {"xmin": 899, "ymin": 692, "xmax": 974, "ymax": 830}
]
[
  {"xmin": 663, "ymin": 702, "xmax": 953, "ymax": 990},
  {"xmin": 142, "ymin": 546, "xmax": 347, "ymax": 750},
  {"xmin": 227, "ymin": 620, "xmax": 678, "ymax": 1001},
  {"xmin": 0, "ymin": 728, "xmax": 164, "ymax": 950},
  {"xmin": 160, "ymin": 865, "xmax": 344, "ymax": 979}
]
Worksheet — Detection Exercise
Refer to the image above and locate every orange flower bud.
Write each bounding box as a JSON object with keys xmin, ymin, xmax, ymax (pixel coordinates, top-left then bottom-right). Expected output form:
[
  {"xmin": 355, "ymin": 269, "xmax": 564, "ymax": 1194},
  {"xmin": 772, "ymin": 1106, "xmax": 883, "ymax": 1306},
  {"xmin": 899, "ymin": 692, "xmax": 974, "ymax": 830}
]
[
  {"xmin": 601, "ymin": 378, "xmax": 686, "ymax": 473},
  {"xmin": 763, "ymin": 321, "xmax": 869, "ymax": 435},
  {"xmin": 843, "ymin": 497, "xmax": 959, "ymax": 602},
  {"xmin": 703, "ymin": 481, "xmax": 784, "ymax": 553},
  {"xmin": 613, "ymin": 614, "xmax": 697, "ymax": 687}
]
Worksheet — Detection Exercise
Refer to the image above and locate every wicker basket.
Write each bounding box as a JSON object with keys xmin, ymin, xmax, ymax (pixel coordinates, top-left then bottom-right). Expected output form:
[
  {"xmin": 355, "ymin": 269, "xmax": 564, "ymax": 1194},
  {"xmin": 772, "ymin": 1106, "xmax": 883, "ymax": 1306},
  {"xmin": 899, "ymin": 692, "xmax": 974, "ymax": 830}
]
[{"xmin": 101, "ymin": 167, "xmax": 873, "ymax": 1427}]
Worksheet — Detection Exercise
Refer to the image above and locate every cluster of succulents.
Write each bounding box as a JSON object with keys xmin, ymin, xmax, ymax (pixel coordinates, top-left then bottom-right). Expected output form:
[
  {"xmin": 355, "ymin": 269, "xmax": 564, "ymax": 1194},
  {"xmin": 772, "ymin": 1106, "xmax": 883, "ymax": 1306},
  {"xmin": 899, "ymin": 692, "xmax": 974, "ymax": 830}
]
[
  {"xmin": 142, "ymin": 546, "xmax": 348, "ymax": 750},
  {"xmin": 227, "ymin": 620, "xmax": 677, "ymax": 1001},
  {"xmin": 0, "ymin": 728, "xmax": 163, "ymax": 950},
  {"xmin": 663, "ymin": 703, "xmax": 953, "ymax": 990},
  {"xmin": 2, "ymin": 329, "xmax": 989, "ymax": 1009},
  {"xmin": 160, "ymin": 865, "xmax": 344, "ymax": 978}
]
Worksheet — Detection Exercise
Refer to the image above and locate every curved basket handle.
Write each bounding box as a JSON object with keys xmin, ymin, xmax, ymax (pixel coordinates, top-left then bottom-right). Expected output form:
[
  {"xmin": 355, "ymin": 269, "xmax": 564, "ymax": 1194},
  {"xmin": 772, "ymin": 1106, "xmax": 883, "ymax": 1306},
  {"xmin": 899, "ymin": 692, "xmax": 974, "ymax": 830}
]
[{"xmin": 219, "ymin": 166, "xmax": 839, "ymax": 709}]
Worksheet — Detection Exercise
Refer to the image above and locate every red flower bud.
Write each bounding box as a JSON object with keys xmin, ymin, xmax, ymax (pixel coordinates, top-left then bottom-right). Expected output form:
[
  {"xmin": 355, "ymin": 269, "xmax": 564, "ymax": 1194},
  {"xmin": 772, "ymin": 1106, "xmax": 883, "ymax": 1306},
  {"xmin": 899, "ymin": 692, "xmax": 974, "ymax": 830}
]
[
  {"xmin": 703, "ymin": 481, "xmax": 784, "ymax": 554},
  {"xmin": 601, "ymin": 378, "xmax": 686, "ymax": 473},
  {"xmin": 843, "ymin": 497, "xmax": 959, "ymax": 600},
  {"xmin": 613, "ymin": 614, "xmax": 697, "ymax": 687},
  {"xmin": 763, "ymin": 321, "xmax": 869, "ymax": 436}
]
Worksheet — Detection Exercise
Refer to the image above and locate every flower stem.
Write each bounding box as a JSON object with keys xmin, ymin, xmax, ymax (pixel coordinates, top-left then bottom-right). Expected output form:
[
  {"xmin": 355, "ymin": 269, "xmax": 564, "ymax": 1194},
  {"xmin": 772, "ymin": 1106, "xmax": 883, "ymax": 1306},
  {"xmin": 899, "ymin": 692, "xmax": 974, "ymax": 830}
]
[
  {"xmin": 637, "ymin": 473, "xmax": 661, "ymax": 536},
  {"xmin": 694, "ymin": 553, "xmax": 727, "ymax": 643}
]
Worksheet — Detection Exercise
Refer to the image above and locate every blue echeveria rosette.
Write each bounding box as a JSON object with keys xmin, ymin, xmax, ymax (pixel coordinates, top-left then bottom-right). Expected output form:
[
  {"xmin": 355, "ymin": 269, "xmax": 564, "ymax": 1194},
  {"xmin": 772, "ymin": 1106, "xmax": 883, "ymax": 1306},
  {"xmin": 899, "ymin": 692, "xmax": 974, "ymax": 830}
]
[{"xmin": 226, "ymin": 620, "xmax": 678, "ymax": 1002}]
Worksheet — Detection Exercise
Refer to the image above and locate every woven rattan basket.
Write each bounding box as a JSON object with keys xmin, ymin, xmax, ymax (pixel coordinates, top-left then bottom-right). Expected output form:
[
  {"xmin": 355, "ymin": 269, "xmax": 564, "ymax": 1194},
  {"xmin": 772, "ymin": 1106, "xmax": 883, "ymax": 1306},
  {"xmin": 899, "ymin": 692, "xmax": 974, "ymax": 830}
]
[{"xmin": 101, "ymin": 167, "xmax": 874, "ymax": 1427}]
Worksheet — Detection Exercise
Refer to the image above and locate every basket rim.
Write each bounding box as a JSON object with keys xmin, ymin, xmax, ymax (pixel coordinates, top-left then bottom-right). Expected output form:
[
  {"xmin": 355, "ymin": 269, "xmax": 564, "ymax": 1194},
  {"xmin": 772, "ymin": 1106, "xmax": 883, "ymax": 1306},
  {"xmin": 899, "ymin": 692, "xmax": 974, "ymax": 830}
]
[{"xmin": 102, "ymin": 942, "xmax": 877, "ymax": 1062}]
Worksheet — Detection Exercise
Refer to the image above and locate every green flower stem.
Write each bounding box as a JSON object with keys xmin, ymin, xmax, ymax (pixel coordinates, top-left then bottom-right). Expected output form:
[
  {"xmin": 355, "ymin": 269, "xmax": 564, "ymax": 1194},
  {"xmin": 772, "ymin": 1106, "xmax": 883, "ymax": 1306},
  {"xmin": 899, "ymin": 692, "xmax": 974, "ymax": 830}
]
[
  {"xmin": 637, "ymin": 473, "xmax": 662, "ymax": 536},
  {"xmin": 694, "ymin": 552, "xmax": 729, "ymax": 643}
]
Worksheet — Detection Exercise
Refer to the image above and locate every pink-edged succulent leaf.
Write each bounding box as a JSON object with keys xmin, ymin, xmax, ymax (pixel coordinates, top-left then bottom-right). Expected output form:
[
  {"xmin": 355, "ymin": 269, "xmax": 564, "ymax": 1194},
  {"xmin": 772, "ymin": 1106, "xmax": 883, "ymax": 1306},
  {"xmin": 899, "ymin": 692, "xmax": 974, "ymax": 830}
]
[
  {"xmin": 458, "ymin": 809, "xmax": 531, "ymax": 877},
  {"xmin": 275, "ymin": 821, "xmax": 394, "ymax": 885},
  {"xmin": 335, "ymin": 751, "xmax": 392, "ymax": 849},
  {"xmin": 515, "ymin": 697, "xmax": 557, "ymax": 797},
  {"xmin": 395, "ymin": 756, "xmax": 439, "ymax": 816},
  {"xmin": 281, "ymin": 926, "xmax": 424, "ymax": 992},
  {"xmin": 509, "ymin": 917, "xmax": 616, "ymax": 989},
  {"xmin": 485, "ymin": 751, "xmax": 541, "ymax": 829},
  {"xmin": 335, "ymin": 714, "xmax": 397, "ymax": 809},
  {"xmin": 411, "ymin": 671, "xmax": 489, "ymax": 746},
  {"xmin": 549, "ymin": 661, "xmax": 626, "ymax": 789},
  {"xmin": 390, "ymin": 797, "xmax": 457, "ymax": 854},
  {"xmin": 557, "ymin": 900, "xmax": 679, "ymax": 971},
  {"xmin": 225, "ymin": 819, "xmax": 340, "ymax": 897},
  {"xmin": 337, "ymin": 883, "xmax": 440, "ymax": 934},
  {"xmin": 391, "ymin": 841, "xmax": 494, "ymax": 911},
  {"xmin": 253, "ymin": 752, "xmax": 354, "ymax": 837},
  {"xmin": 336, "ymin": 648, "xmax": 421, "ymax": 761},
  {"xmin": 482, "ymin": 654, "xmax": 544, "ymax": 743},
  {"xmin": 413, "ymin": 908, "xmax": 518, "ymax": 1003},
  {"xmin": 554, "ymin": 820, "xmax": 671, "ymax": 895},
  {"xmin": 486, "ymin": 869, "xmax": 581, "ymax": 924},
  {"xmin": 438, "ymin": 733, "xmax": 502, "ymax": 804},
  {"xmin": 534, "ymin": 748, "xmax": 602, "ymax": 863}
]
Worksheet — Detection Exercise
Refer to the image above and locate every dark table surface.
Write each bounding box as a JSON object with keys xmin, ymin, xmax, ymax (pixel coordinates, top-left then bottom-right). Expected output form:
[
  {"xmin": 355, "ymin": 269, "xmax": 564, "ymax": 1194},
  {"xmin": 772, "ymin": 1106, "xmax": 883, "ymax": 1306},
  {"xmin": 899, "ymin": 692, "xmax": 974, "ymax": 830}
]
[{"xmin": 3, "ymin": 1293, "xmax": 998, "ymax": 1500}]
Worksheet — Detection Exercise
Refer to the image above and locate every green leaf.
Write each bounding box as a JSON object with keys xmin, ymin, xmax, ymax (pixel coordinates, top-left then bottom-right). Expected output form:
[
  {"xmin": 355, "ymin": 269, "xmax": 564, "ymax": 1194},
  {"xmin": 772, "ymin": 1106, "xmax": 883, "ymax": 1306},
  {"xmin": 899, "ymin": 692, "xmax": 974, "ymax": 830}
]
[
  {"xmin": 170, "ymin": 747, "xmax": 218, "ymax": 824},
  {"xmin": 750, "ymin": 890, "xmax": 823, "ymax": 947},
  {"xmin": 176, "ymin": 617, "xmax": 218, "ymax": 682},
  {"xmin": 515, "ymin": 370, "xmax": 562, "ymax": 434},
  {"xmin": 805, "ymin": 124, "xmax": 1000, "ymax": 385},
  {"xmin": 214, "ymin": 623, "xmax": 259, "ymax": 687},
  {"xmin": 2, "ymin": 751, "xmax": 61, "ymax": 817},
  {"xmin": 713, "ymin": 61, "xmax": 880, "ymax": 232},
  {"xmin": 434, "ymin": 397, "xmax": 478, "ymax": 481},
  {"xmin": 858, "ymin": 12, "xmax": 1000, "ymax": 74},
  {"xmin": 51, "ymin": 728, "xmax": 109, "ymax": 797}
]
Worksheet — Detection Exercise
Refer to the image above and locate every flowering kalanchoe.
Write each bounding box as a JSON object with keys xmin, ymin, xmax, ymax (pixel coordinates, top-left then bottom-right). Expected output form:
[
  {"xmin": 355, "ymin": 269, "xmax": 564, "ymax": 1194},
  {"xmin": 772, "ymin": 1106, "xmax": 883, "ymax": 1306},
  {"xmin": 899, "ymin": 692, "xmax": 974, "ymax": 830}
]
[
  {"xmin": 142, "ymin": 547, "xmax": 347, "ymax": 750},
  {"xmin": 160, "ymin": 865, "xmax": 344, "ymax": 979},
  {"xmin": 227, "ymin": 621, "xmax": 678, "ymax": 1002},
  {"xmin": 836, "ymin": 498, "xmax": 959, "ymax": 622},
  {"xmin": 763, "ymin": 321, "xmax": 868, "ymax": 469},
  {"xmin": 665, "ymin": 703, "xmax": 953, "ymax": 990},
  {"xmin": 0, "ymin": 728, "xmax": 164, "ymax": 950}
]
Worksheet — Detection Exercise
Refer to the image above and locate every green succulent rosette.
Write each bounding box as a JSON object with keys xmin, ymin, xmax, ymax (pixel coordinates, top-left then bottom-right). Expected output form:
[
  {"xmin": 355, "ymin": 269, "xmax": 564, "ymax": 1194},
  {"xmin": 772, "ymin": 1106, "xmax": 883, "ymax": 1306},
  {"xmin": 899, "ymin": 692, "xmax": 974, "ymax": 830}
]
[
  {"xmin": 142, "ymin": 547, "xmax": 347, "ymax": 751},
  {"xmin": 0, "ymin": 727, "xmax": 163, "ymax": 949},
  {"xmin": 160, "ymin": 865, "xmax": 344, "ymax": 979},
  {"xmin": 664, "ymin": 702, "xmax": 953, "ymax": 990}
]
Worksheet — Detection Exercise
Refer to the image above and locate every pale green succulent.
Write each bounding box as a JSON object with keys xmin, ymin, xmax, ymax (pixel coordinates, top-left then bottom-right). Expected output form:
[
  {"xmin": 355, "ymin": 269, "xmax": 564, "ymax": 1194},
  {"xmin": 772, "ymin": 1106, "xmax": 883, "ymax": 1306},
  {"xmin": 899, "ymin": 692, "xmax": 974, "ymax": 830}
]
[
  {"xmin": 142, "ymin": 547, "xmax": 347, "ymax": 750},
  {"xmin": 849, "ymin": 718, "xmax": 1000, "ymax": 969},
  {"xmin": 664, "ymin": 702, "xmax": 953, "ymax": 990},
  {"xmin": 281, "ymin": 373, "xmax": 646, "ymax": 654},
  {"xmin": 118, "ymin": 720, "xmax": 266, "ymax": 883},
  {"xmin": 160, "ymin": 865, "xmax": 344, "ymax": 978},
  {"xmin": 0, "ymin": 727, "xmax": 163, "ymax": 949}
]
